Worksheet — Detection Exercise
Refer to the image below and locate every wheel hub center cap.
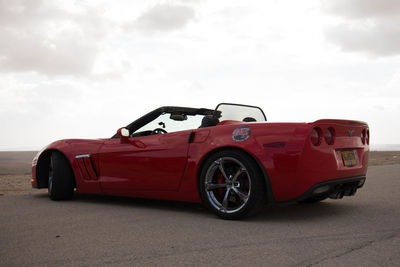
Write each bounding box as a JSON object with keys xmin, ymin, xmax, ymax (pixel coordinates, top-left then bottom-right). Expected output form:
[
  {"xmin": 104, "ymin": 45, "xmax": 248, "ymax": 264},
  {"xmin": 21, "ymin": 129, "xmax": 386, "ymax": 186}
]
[{"xmin": 226, "ymin": 181, "xmax": 239, "ymax": 189}]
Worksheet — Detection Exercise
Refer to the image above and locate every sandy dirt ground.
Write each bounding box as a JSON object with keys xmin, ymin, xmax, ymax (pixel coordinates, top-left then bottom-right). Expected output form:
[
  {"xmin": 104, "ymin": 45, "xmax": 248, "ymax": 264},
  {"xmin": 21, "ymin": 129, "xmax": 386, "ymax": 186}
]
[
  {"xmin": 0, "ymin": 150, "xmax": 399, "ymax": 195},
  {"xmin": 0, "ymin": 151, "xmax": 38, "ymax": 195}
]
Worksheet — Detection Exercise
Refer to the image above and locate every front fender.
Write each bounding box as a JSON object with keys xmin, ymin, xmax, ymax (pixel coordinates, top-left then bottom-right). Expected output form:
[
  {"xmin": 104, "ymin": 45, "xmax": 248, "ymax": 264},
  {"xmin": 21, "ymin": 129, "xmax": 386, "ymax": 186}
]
[{"xmin": 32, "ymin": 139, "xmax": 105, "ymax": 192}]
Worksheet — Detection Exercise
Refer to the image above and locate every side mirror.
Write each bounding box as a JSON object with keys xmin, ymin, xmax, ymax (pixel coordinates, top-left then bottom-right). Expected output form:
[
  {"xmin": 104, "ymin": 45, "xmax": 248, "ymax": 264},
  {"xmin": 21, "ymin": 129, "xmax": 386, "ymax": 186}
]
[{"xmin": 117, "ymin": 127, "xmax": 129, "ymax": 143}]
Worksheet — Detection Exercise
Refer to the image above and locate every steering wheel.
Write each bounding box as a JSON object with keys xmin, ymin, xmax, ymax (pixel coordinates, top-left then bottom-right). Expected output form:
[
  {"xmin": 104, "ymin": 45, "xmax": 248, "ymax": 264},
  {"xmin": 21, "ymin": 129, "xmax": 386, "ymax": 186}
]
[{"xmin": 151, "ymin": 128, "xmax": 168, "ymax": 135}]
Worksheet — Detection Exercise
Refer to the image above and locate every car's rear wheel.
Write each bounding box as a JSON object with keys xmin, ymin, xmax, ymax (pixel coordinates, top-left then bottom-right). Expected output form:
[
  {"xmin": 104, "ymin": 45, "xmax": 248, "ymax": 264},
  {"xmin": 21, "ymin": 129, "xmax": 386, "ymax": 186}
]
[
  {"xmin": 199, "ymin": 150, "xmax": 266, "ymax": 220},
  {"xmin": 48, "ymin": 151, "xmax": 74, "ymax": 200}
]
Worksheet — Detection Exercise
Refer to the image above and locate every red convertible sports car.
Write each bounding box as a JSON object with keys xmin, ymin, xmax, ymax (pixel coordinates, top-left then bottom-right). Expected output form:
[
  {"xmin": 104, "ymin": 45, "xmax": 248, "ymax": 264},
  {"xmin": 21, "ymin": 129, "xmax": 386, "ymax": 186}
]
[{"xmin": 32, "ymin": 103, "xmax": 369, "ymax": 219}]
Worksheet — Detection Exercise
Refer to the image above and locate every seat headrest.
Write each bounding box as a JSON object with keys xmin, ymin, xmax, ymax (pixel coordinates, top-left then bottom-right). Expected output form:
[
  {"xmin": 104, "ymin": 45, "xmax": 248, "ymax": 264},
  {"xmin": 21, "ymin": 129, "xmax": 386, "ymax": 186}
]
[
  {"xmin": 243, "ymin": 117, "xmax": 257, "ymax": 122},
  {"xmin": 200, "ymin": 115, "xmax": 220, "ymax": 128}
]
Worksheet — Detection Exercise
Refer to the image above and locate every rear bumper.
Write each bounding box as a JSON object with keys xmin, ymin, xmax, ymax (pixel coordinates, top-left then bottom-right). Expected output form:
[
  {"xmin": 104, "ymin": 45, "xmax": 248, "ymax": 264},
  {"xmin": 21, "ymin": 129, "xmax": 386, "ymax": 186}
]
[{"xmin": 287, "ymin": 175, "xmax": 366, "ymax": 203}]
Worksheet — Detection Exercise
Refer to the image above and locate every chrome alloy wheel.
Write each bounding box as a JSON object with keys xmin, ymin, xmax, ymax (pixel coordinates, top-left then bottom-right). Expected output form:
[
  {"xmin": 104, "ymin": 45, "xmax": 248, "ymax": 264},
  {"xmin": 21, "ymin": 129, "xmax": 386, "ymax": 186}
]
[{"xmin": 204, "ymin": 157, "xmax": 251, "ymax": 214}]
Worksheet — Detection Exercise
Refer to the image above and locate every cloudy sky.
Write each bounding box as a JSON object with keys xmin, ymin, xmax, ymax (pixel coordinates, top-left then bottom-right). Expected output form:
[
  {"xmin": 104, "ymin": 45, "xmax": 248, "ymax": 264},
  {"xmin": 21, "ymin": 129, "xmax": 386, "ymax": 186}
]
[{"xmin": 1, "ymin": 0, "xmax": 399, "ymax": 150}]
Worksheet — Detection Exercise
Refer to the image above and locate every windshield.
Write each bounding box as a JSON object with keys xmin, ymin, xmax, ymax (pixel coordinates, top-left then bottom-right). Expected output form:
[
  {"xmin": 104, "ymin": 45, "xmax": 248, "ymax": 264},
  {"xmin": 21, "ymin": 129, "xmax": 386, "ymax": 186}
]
[
  {"xmin": 134, "ymin": 113, "xmax": 204, "ymax": 134},
  {"xmin": 215, "ymin": 103, "xmax": 266, "ymax": 122}
]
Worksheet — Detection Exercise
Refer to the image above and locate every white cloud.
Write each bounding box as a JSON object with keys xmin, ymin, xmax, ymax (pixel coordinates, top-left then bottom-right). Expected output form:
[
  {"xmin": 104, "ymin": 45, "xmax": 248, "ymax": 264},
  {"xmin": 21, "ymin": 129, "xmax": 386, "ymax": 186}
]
[
  {"xmin": 0, "ymin": 0, "xmax": 399, "ymax": 149},
  {"xmin": 127, "ymin": 4, "xmax": 195, "ymax": 33},
  {"xmin": 323, "ymin": 0, "xmax": 400, "ymax": 19},
  {"xmin": 325, "ymin": 22, "xmax": 400, "ymax": 56},
  {"xmin": 323, "ymin": 0, "xmax": 400, "ymax": 56},
  {"xmin": 0, "ymin": 0, "xmax": 111, "ymax": 76}
]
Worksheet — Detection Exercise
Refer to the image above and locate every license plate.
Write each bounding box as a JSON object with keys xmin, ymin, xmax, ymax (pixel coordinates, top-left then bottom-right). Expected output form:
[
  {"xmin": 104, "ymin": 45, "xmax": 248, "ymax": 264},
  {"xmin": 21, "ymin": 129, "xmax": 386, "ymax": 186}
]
[{"xmin": 341, "ymin": 150, "xmax": 357, "ymax": 167}]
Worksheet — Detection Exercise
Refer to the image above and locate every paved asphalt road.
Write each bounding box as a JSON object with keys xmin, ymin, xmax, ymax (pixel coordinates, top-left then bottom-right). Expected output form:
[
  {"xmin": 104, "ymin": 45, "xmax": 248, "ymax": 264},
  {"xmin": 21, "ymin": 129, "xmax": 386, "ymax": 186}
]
[{"xmin": 1, "ymin": 165, "xmax": 399, "ymax": 266}]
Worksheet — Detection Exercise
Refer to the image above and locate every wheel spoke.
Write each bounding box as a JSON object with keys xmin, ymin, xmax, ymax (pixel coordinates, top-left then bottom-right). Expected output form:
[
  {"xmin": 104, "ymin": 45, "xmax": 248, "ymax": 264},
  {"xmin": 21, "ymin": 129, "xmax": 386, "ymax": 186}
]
[
  {"xmin": 231, "ymin": 167, "xmax": 247, "ymax": 183},
  {"xmin": 232, "ymin": 187, "xmax": 248, "ymax": 201},
  {"xmin": 205, "ymin": 183, "xmax": 226, "ymax": 191},
  {"xmin": 206, "ymin": 156, "xmax": 252, "ymax": 214},
  {"xmin": 217, "ymin": 158, "xmax": 230, "ymax": 182},
  {"xmin": 222, "ymin": 188, "xmax": 231, "ymax": 210}
]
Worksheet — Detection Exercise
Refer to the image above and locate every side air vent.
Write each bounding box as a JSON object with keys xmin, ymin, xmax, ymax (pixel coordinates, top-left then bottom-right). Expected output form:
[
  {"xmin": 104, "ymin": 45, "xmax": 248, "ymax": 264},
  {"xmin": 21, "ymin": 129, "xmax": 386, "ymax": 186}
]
[{"xmin": 75, "ymin": 154, "xmax": 98, "ymax": 180}]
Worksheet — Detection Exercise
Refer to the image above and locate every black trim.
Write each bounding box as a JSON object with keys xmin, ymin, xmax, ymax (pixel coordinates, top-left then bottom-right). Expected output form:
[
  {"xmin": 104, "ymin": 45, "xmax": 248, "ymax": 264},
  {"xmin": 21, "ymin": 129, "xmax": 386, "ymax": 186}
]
[
  {"xmin": 284, "ymin": 175, "xmax": 366, "ymax": 203},
  {"xmin": 248, "ymin": 153, "xmax": 276, "ymax": 203},
  {"xmin": 188, "ymin": 132, "xmax": 195, "ymax": 143},
  {"xmin": 263, "ymin": 142, "xmax": 286, "ymax": 148},
  {"xmin": 112, "ymin": 103, "xmax": 267, "ymax": 138},
  {"xmin": 112, "ymin": 106, "xmax": 218, "ymax": 138}
]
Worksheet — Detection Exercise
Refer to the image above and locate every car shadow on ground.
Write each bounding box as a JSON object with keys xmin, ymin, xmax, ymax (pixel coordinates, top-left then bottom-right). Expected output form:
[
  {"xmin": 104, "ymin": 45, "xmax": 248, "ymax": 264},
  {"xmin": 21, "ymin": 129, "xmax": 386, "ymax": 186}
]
[
  {"xmin": 34, "ymin": 191, "xmax": 208, "ymax": 215},
  {"xmin": 253, "ymin": 200, "xmax": 358, "ymax": 222},
  {"xmin": 33, "ymin": 192, "xmax": 360, "ymax": 222}
]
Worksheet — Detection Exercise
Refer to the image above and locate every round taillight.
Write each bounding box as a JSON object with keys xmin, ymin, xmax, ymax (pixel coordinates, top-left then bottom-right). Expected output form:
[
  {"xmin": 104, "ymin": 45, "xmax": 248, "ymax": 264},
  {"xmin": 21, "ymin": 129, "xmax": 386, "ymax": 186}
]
[
  {"xmin": 361, "ymin": 129, "xmax": 366, "ymax": 144},
  {"xmin": 366, "ymin": 129, "xmax": 369, "ymax": 145},
  {"xmin": 324, "ymin": 127, "xmax": 335, "ymax": 145},
  {"xmin": 310, "ymin": 127, "xmax": 322, "ymax": 146}
]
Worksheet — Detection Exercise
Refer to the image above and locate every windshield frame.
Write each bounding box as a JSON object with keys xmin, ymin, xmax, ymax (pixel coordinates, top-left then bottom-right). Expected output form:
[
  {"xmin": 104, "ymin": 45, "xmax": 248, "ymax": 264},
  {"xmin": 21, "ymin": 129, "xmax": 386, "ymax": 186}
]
[{"xmin": 111, "ymin": 106, "xmax": 217, "ymax": 138}]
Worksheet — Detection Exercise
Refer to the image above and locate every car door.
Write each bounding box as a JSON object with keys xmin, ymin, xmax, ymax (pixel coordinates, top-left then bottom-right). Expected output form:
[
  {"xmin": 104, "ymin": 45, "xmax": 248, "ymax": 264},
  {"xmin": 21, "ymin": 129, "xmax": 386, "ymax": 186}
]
[{"xmin": 98, "ymin": 129, "xmax": 192, "ymax": 193}]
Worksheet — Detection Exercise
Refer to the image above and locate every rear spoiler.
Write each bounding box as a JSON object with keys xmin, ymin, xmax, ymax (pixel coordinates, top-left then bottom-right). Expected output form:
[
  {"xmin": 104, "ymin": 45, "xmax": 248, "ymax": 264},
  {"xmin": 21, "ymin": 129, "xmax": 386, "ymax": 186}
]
[{"xmin": 311, "ymin": 119, "xmax": 368, "ymax": 127}]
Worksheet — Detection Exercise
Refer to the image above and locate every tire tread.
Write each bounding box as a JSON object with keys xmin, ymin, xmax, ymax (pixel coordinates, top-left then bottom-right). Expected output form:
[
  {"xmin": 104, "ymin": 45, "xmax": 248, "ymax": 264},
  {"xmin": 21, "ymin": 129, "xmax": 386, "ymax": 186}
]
[{"xmin": 48, "ymin": 151, "xmax": 74, "ymax": 200}]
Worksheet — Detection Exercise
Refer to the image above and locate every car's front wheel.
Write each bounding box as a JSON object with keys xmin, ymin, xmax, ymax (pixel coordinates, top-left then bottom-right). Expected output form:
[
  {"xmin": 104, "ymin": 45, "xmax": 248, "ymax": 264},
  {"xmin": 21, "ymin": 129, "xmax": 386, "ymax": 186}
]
[
  {"xmin": 48, "ymin": 151, "xmax": 74, "ymax": 200},
  {"xmin": 199, "ymin": 150, "xmax": 266, "ymax": 220}
]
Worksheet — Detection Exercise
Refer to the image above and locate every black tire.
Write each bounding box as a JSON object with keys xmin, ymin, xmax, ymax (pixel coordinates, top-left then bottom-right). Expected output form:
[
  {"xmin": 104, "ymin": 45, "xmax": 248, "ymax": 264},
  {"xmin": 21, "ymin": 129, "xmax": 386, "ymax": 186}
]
[
  {"xmin": 48, "ymin": 151, "xmax": 74, "ymax": 200},
  {"xmin": 297, "ymin": 195, "xmax": 327, "ymax": 204},
  {"xmin": 199, "ymin": 149, "xmax": 266, "ymax": 220}
]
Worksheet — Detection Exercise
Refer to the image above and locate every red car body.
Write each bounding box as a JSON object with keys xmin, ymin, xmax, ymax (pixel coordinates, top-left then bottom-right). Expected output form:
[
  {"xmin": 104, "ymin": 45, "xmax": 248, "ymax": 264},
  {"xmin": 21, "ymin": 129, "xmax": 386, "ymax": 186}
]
[{"xmin": 32, "ymin": 104, "xmax": 369, "ymax": 207}]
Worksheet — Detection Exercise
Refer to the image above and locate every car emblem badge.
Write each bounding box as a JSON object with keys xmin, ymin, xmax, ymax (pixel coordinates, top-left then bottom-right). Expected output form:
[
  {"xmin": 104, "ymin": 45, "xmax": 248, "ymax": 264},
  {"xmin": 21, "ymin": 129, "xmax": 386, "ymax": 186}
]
[
  {"xmin": 232, "ymin": 126, "xmax": 251, "ymax": 142},
  {"xmin": 347, "ymin": 129, "xmax": 355, "ymax": 136}
]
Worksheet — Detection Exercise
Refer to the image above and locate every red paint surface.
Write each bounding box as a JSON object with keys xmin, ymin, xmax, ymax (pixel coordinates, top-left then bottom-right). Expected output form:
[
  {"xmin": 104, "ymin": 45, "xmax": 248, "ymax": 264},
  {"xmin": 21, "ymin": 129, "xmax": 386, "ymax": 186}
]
[{"xmin": 32, "ymin": 119, "xmax": 369, "ymax": 203}]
